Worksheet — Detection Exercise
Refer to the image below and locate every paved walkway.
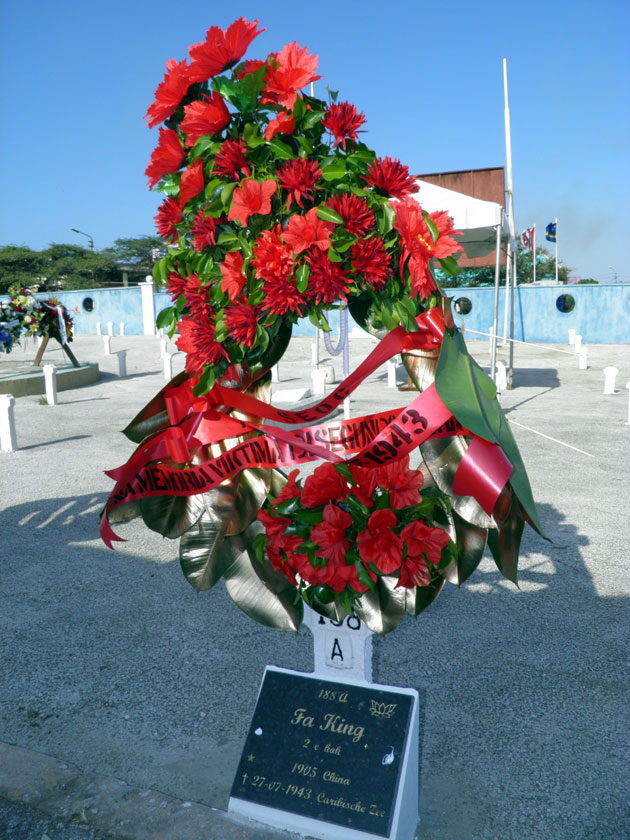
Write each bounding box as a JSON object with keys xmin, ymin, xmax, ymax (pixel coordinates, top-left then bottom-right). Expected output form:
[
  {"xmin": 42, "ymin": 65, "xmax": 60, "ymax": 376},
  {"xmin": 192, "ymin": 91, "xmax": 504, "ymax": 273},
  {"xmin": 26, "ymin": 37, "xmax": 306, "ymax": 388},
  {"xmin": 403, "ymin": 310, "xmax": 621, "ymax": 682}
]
[{"xmin": 1, "ymin": 331, "xmax": 629, "ymax": 839}]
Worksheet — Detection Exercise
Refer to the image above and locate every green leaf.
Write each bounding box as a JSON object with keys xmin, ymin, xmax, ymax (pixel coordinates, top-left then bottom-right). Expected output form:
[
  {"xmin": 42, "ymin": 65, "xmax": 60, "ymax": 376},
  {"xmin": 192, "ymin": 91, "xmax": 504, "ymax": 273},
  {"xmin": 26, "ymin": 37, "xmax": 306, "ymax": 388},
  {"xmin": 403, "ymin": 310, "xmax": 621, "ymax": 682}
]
[
  {"xmin": 243, "ymin": 122, "xmax": 264, "ymax": 148},
  {"xmin": 268, "ymin": 138, "xmax": 294, "ymax": 159},
  {"xmin": 295, "ymin": 263, "xmax": 311, "ymax": 293},
  {"xmin": 377, "ymin": 201, "xmax": 395, "ymax": 235},
  {"xmin": 317, "ymin": 206, "xmax": 344, "ymax": 225},
  {"xmin": 156, "ymin": 306, "xmax": 175, "ymax": 330},
  {"xmin": 320, "ymin": 157, "xmax": 347, "ymax": 180},
  {"xmin": 327, "ymin": 246, "xmax": 343, "ymax": 263},
  {"xmin": 439, "ymin": 256, "xmax": 459, "ymax": 276},
  {"xmin": 355, "ymin": 560, "xmax": 376, "ymax": 591},
  {"xmin": 435, "ymin": 329, "xmax": 544, "ymax": 534},
  {"xmin": 193, "ymin": 365, "xmax": 215, "ymax": 396},
  {"xmin": 425, "ymin": 215, "xmax": 439, "ymax": 243},
  {"xmin": 221, "ymin": 181, "xmax": 237, "ymax": 206},
  {"xmin": 293, "ymin": 95, "xmax": 306, "ymax": 121}
]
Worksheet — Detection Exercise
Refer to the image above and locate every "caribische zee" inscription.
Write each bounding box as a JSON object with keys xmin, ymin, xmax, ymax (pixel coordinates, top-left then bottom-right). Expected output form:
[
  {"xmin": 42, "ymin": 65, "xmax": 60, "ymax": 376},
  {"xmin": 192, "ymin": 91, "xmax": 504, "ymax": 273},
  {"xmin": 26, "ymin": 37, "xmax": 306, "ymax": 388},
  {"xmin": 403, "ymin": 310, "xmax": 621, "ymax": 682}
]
[{"xmin": 230, "ymin": 669, "xmax": 413, "ymax": 837}]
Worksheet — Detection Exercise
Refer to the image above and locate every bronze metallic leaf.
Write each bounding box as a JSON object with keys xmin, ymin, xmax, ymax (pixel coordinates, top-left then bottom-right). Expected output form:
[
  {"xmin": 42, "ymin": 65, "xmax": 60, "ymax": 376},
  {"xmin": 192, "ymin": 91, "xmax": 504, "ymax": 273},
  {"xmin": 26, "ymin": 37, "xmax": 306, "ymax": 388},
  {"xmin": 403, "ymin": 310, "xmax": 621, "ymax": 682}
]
[
  {"xmin": 487, "ymin": 493, "xmax": 524, "ymax": 586},
  {"xmin": 139, "ymin": 490, "xmax": 205, "ymax": 539},
  {"xmin": 107, "ymin": 499, "xmax": 141, "ymax": 525},
  {"xmin": 179, "ymin": 513, "xmax": 227, "ymax": 592},
  {"xmin": 123, "ymin": 372, "xmax": 189, "ymax": 444},
  {"xmin": 405, "ymin": 576, "xmax": 445, "ymax": 616},
  {"xmin": 439, "ymin": 509, "xmax": 488, "ymax": 586},
  {"xmin": 222, "ymin": 522, "xmax": 303, "ymax": 632},
  {"xmin": 353, "ymin": 576, "xmax": 406, "ymax": 635},
  {"xmin": 401, "ymin": 349, "xmax": 440, "ymax": 392}
]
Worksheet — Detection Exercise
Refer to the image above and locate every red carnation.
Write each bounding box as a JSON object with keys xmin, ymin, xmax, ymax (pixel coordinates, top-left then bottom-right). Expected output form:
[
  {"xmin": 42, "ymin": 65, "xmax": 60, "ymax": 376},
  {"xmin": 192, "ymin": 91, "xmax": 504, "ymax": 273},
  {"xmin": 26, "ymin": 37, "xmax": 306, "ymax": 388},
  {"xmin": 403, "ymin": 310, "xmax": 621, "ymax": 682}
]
[
  {"xmin": 264, "ymin": 110, "xmax": 295, "ymax": 141},
  {"xmin": 180, "ymin": 91, "xmax": 230, "ymax": 147},
  {"xmin": 228, "ymin": 179, "xmax": 277, "ymax": 226},
  {"xmin": 311, "ymin": 504, "xmax": 352, "ymax": 564},
  {"xmin": 252, "ymin": 227, "xmax": 294, "ymax": 281},
  {"xmin": 178, "ymin": 159, "xmax": 205, "ymax": 207},
  {"xmin": 188, "ymin": 17, "xmax": 265, "ymax": 84},
  {"xmin": 176, "ymin": 316, "xmax": 229, "ymax": 374},
  {"xmin": 145, "ymin": 128, "xmax": 185, "ymax": 189},
  {"xmin": 322, "ymin": 101, "xmax": 366, "ymax": 150},
  {"xmin": 212, "ymin": 138, "xmax": 251, "ymax": 181},
  {"xmin": 350, "ymin": 237, "xmax": 392, "ymax": 290},
  {"xmin": 224, "ymin": 301, "xmax": 258, "ymax": 348},
  {"xmin": 363, "ymin": 156, "xmax": 419, "ymax": 199},
  {"xmin": 374, "ymin": 456, "xmax": 423, "ymax": 509},
  {"xmin": 398, "ymin": 521, "xmax": 450, "ymax": 588},
  {"xmin": 305, "ymin": 249, "xmax": 351, "ymax": 305},
  {"xmin": 220, "ymin": 252, "xmax": 246, "ymax": 300},
  {"xmin": 145, "ymin": 58, "xmax": 191, "ymax": 129},
  {"xmin": 182, "ymin": 273, "xmax": 210, "ymax": 319},
  {"xmin": 166, "ymin": 270, "xmax": 187, "ymax": 302},
  {"xmin": 326, "ymin": 194, "xmax": 375, "ymax": 237},
  {"xmin": 282, "ymin": 207, "xmax": 334, "ymax": 255},
  {"xmin": 257, "ymin": 509, "xmax": 290, "ymax": 539},
  {"xmin": 272, "ymin": 469, "xmax": 301, "ymax": 507},
  {"xmin": 191, "ymin": 210, "xmax": 217, "ymax": 251},
  {"xmin": 262, "ymin": 42, "xmax": 322, "ymax": 109},
  {"xmin": 301, "ymin": 463, "xmax": 349, "ymax": 508},
  {"xmin": 357, "ymin": 509, "xmax": 402, "ymax": 574},
  {"xmin": 277, "ymin": 158, "xmax": 322, "ymax": 210},
  {"xmin": 154, "ymin": 197, "xmax": 182, "ymax": 242},
  {"xmin": 261, "ymin": 274, "xmax": 306, "ymax": 317}
]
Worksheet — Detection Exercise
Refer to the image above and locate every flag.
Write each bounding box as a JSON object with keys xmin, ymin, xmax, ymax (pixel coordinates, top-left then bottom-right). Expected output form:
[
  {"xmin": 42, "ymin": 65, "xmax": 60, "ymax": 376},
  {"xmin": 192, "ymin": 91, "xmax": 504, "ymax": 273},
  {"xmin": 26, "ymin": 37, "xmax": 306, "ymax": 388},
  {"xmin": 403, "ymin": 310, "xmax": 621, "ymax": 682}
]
[
  {"xmin": 545, "ymin": 222, "xmax": 557, "ymax": 242},
  {"xmin": 521, "ymin": 227, "xmax": 534, "ymax": 250}
]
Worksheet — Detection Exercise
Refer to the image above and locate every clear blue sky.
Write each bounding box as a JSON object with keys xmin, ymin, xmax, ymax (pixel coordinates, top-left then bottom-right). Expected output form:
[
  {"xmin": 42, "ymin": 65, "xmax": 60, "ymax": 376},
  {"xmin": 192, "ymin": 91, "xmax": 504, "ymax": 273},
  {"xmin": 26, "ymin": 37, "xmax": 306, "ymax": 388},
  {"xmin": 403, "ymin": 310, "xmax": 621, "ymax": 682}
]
[{"xmin": 1, "ymin": 0, "xmax": 628, "ymax": 282}]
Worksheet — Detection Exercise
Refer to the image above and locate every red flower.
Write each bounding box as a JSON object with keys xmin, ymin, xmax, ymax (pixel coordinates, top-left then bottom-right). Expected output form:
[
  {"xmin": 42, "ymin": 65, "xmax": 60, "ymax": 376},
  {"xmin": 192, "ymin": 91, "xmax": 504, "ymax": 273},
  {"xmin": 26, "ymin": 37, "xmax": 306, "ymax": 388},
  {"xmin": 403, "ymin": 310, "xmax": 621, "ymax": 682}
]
[
  {"xmin": 238, "ymin": 59, "xmax": 268, "ymax": 79},
  {"xmin": 180, "ymin": 91, "xmax": 230, "ymax": 147},
  {"xmin": 311, "ymin": 504, "xmax": 352, "ymax": 564},
  {"xmin": 349, "ymin": 463, "xmax": 380, "ymax": 507},
  {"xmin": 272, "ymin": 469, "xmax": 301, "ymax": 507},
  {"xmin": 252, "ymin": 227, "xmax": 294, "ymax": 281},
  {"xmin": 397, "ymin": 520, "xmax": 450, "ymax": 588},
  {"xmin": 262, "ymin": 42, "xmax": 322, "ymax": 108},
  {"xmin": 154, "ymin": 197, "xmax": 182, "ymax": 242},
  {"xmin": 188, "ymin": 17, "xmax": 265, "ymax": 84},
  {"xmin": 266, "ymin": 540, "xmax": 298, "ymax": 585},
  {"xmin": 178, "ymin": 159, "xmax": 205, "ymax": 207},
  {"xmin": 277, "ymin": 158, "xmax": 322, "ymax": 210},
  {"xmin": 305, "ymin": 249, "xmax": 351, "ymax": 305},
  {"xmin": 166, "ymin": 270, "xmax": 187, "ymax": 302},
  {"xmin": 357, "ymin": 509, "xmax": 402, "ymax": 574},
  {"xmin": 363, "ymin": 156, "xmax": 419, "ymax": 199},
  {"xmin": 282, "ymin": 207, "xmax": 334, "ymax": 255},
  {"xmin": 322, "ymin": 101, "xmax": 366, "ymax": 150},
  {"xmin": 264, "ymin": 110, "xmax": 295, "ymax": 141},
  {"xmin": 145, "ymin": 58, "xmax": 191, "ymax": 129},
  {"xmin": 212, "ymin": 138, "xmax": 251, "ymax": 181},
  {"xmin": 182, "ymin": 273, "xmax": 210, "ymax": 318},
  {"xmin": 228, "ymin": 179, "xmax": 277, "ymax": 226},
  {"xmin": 326, "ymin": 194, "xmax": 375, "ymax": 237},
  {"xmin": 258, "ymin": 508, "xmax": 290, "ymax": 539},
  {"xmin": 225, "ymin": 301, "xmax": 258, "ymax": 348},
  {"xmin": 350, "ymin": 237, "xmax": 392, "ymax": 290},
  {"xmin": 191, "ymin": 210, "xmax": 217, "ymax": 251},
  {"xmin": 374, "ymin": 456, "xmax": 423, "ymax": 508},
  {"xmin": 301, "ymin": 463, "xmax": 349, "ymax": 508},
  {"xmin": 145, "ymin": 128, "xmax": 185, "ymax": 189},
  {"xmin": 220, "ymin": 252, "xmax": 246, "ymax": 300},
  {"xmin": 261, "ymin": 275, "xmax": 306, "ymax": 317},
  {"xmin": 392, "ymin": 198, "xmax": 463, "ymax": 298},
  {"xmin": 176, "ymin": 317, "xmax": 229, "ymax": 373}
]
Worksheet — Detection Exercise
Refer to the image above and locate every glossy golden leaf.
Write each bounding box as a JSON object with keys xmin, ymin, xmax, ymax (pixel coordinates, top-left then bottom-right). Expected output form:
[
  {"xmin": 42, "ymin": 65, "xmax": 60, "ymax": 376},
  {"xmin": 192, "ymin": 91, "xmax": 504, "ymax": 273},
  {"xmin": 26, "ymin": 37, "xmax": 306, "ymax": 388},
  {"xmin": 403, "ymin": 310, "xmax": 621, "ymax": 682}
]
[
  {"xmin": 405, "ymin": 576, "xmax": 445, "ymax": 616},
  {"xmin": 139, "ymin": 490, "xmax": 205, "ymax": 539},
  {"xmin": 179, "ymin": 513, "xmax": 227, "ymax": 592},
  {"xmin": 353, "ymin": 576, "xmax": 406, "ymax": 634}
]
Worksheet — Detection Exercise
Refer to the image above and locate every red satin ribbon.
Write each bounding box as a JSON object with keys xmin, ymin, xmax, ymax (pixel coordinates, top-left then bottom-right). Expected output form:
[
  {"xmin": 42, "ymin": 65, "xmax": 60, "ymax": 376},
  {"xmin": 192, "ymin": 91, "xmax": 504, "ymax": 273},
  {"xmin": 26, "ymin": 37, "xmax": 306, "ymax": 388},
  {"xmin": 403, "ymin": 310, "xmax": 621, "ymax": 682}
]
[{"xmin": 452, "ymin": 437, "xmax": 513, "ymax": 515}]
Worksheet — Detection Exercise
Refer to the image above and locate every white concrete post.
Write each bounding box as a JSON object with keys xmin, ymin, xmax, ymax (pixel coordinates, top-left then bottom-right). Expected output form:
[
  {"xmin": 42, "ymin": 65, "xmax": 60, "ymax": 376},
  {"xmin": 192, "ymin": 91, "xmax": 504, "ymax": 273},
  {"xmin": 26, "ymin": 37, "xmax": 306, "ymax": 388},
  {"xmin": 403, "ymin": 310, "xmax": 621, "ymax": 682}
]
[
  {"xmin": 568, "ymin": 328, "xmax": 576, "ymax": 345},
  {"xmin": 387, "ymin": 359, "xmax": 398, "ymax": 388},
  {"xmin": 603, "ymin": 366, "xmax": 618, "ymax": 395},
  {"xmin": 303, "ymin": 609, "xmax": 373, "ymax": 683},
  {"xmin": 578, "ymin": 347, "xmax": 588, "ymax": 370},
  {"xmin": 495, "ymin": 361, "xmax": 508, "ymax": 393},
  {"xmin": 311, "ymin": 343, "xmax": 317, "ymax": 366},
  {"xmin": 0, "ymin": 394, "xmax": 18, "ymax": 452},
  {"xmin": 160, "ymin": 338, "xmax": 167, "ymax": 358},
  {"xmin": 43, "ymin": 365, "xmax": 58, "ymax": 406},
  {"xmin": 574, "ymin": 334, "xmax": 582, "ymax": 353},
  {"xmin": 311, "ymin": 368, "xmax": 326, "ymax": 395},
  {"xmin": 141, "ymin": 276, "xmax": 156, "ymax": 336},
  {"xmin": 343, "ymin": 398, "xmax": 351, "ymax": 420},
  {"xmin": 119, "ymin": 322, "xmax": 125, "ymax": 336},
  {"xmin": 106, "ymin": 321, "xmax": 114, "ymax": 336},
  {"xmin": 117, "ymin": 350, "xmax": 127, "ymax": 378},
  {"xmin": 36, "ymin": 335, "xmax": 43, "ymax": 349},
  {"xmin": 102, "ymin": 335, "xmax": 111, "ymax": 355},
  {"xmin": 271, "ymin": 364, "xmax": 279, "ymax": 383},
  {"xmin": 163, "ymin": 351, "xmax": 173, "ymax": 380},
  {"xmin": 96, "ymin": 322, "xmax": 102, "ymax": 336},
  {"xmin": 158, "ymin": 328, "xmax": 164, "ymax": 338}
]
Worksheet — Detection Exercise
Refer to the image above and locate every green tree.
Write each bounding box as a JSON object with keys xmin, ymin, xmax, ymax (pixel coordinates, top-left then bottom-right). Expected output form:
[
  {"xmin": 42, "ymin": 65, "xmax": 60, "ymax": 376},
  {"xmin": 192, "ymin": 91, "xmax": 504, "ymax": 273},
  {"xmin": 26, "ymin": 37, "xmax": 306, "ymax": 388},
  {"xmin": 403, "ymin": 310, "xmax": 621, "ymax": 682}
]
[
  {"xmin": 39, "ymin": 244, "xmax": 119, "ymax": 290},
  {"xmin": 100, "ymin": 236, "xmax": 166, "ymax": 277},
  {"xmin": 436, "ymin": 244, "xmax": 570, "ymax": 288},
  {"xmin": 0, "ymin": 245, "xmax": 45, "ymax": 294}
]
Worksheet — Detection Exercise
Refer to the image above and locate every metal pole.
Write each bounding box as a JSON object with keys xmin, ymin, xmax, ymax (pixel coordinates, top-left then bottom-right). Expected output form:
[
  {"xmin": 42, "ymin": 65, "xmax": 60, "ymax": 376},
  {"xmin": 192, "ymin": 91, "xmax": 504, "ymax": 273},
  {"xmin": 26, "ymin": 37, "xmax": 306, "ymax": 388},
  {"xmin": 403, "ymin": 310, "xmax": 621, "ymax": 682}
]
[
  {"xmin": 490, "ymin": 220, "xmax": 502, "ymax": 382},
  {"xmin": 503, "ymin": 59, "xmax": 517, "ymax": 386},
  {"xmin": 532, "ymin": 224, "xmax": 537, "ymax": 285},
  {"xmin": 555, "ymin": 217, "xmax": 559, "ymax": 283}
]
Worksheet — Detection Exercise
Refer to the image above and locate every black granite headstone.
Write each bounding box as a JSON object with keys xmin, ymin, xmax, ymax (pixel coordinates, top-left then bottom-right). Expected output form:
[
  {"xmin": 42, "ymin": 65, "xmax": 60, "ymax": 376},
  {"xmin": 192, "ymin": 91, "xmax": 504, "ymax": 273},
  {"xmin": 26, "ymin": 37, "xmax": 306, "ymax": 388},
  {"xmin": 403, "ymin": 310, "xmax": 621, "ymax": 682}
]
[{"xmin": 230, "ymin": 668, "xmax": 415, "ymax": 838}]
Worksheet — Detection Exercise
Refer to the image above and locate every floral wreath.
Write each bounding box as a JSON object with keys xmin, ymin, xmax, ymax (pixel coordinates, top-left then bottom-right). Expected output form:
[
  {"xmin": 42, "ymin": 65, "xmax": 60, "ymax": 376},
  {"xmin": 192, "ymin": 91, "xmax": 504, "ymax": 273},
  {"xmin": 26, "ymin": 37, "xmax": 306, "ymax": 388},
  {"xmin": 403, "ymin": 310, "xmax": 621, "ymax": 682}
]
[
  {"xmin": 100, "ymin": 18, "xmax": 544, "ymax": 634},
  {"xmin": 4, "ymin": 286, "xmax": 74, "ymax": 348}
]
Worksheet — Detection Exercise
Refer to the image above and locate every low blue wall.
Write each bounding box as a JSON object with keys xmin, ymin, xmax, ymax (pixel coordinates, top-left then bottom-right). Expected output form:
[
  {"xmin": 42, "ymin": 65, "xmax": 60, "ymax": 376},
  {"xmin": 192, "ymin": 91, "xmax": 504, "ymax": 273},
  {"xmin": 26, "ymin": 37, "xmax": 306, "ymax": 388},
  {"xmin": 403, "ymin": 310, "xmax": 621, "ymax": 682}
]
[
  {"xmin": 4, "ymin": 282, "xmax": 628, "ymax": 344},
  {"xmin": 448, "ymin": 283, "xmax": 629, "ymax": 344}
]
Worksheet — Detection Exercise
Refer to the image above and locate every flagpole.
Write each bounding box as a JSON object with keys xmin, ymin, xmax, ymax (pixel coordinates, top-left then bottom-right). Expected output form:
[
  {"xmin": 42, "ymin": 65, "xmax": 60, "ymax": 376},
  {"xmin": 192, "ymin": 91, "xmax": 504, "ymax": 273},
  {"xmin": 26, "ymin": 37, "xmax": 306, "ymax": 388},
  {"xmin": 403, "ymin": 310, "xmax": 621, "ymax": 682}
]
[
  {"xmin": 554, "ymin": 217, "xmax": 558, "ymax": 283},
  {"xmin": 503, "ymin": 58, "xmax": 516, "ymax": 386},
  {"xmin": 533, "ymin": 224, "xmax": 536, "ymax": 284}
]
